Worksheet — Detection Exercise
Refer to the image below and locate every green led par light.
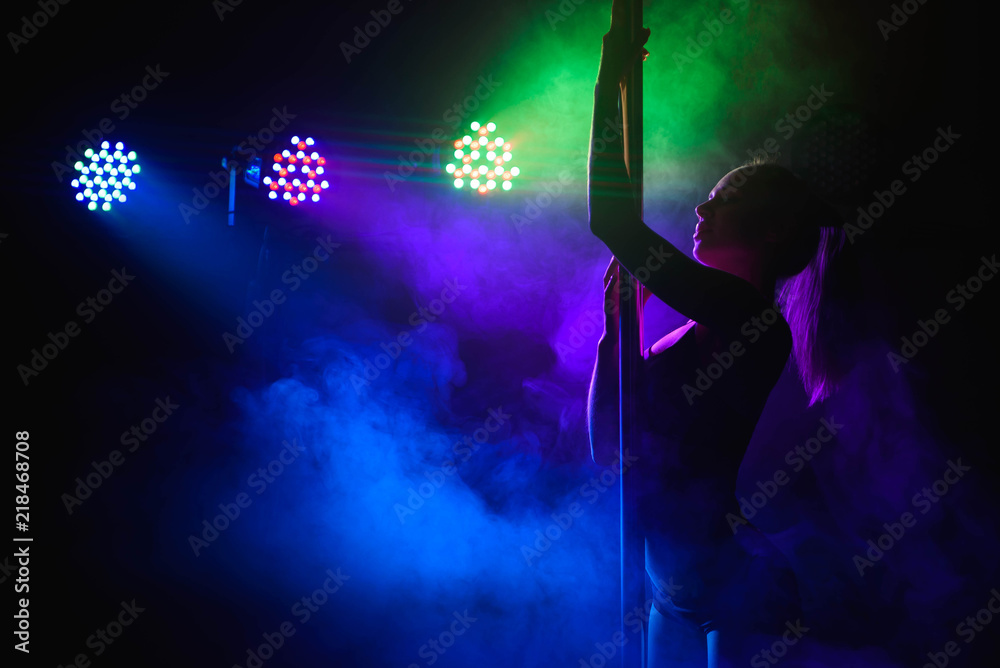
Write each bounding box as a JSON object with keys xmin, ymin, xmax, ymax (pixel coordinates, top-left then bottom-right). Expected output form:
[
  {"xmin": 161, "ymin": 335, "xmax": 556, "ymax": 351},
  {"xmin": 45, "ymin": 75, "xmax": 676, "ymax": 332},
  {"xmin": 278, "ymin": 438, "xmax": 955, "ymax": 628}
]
[{"xmin": 445, "ymin": 121, "xmax": 519, "ymax": 193}]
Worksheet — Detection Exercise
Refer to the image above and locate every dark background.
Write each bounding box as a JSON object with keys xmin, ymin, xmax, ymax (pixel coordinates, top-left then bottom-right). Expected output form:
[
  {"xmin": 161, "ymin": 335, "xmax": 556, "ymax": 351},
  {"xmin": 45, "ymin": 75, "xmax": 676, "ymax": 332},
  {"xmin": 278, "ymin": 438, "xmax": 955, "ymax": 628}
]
[{"xmin": 4, "ymin": 0, "xmax": 996, "ymax": 667}]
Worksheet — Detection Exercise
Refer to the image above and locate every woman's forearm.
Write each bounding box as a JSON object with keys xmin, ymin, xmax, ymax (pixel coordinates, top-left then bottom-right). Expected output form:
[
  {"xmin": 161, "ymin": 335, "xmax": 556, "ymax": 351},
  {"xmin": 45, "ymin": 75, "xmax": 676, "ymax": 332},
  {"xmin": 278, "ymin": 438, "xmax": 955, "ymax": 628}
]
[
  {"xmin": 588, "ymin": 334, "xmax": 621, "ymax": 466},
  {"xmin": 588, "ymin": 81, "xmax": 637, "ymax": 229},
  {"xmin": 586, "ymin": 80, "xmax": 632, "ymax": 466}
]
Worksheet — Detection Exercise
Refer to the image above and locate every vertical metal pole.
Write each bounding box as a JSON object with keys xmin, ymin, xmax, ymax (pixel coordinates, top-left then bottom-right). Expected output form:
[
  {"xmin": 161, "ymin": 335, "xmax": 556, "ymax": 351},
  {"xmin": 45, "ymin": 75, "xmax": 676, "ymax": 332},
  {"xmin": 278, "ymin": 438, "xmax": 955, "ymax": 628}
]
[
  {"xmin": 619, "ymin": 0, "xmax": 645, "ymax": 666},
  {"xmin": 228, "ymin": 164, "xmax": 237, "ymax": 226}
]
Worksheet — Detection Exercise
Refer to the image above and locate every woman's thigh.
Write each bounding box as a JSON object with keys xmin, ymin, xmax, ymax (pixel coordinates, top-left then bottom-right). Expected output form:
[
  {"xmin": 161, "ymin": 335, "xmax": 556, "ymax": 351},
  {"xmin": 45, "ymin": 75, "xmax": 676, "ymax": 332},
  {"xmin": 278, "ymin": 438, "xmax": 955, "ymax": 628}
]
[
  {"xmin": 648, "ymin": 608, "xmax": 805, "ymax": 668},
  {"xmin": 709, "ymin": 628, "xmax": 770, "ymax": 668},
  {"xmin": 646, "ymin": 603, "xmax": 705, "ymax": 668}
]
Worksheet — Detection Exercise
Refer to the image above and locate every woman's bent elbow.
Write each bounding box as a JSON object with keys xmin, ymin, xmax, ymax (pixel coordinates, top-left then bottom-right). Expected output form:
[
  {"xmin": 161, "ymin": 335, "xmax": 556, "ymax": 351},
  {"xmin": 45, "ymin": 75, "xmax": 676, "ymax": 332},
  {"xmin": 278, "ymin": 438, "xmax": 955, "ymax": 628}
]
[{"xmin": 589, "ymin": 211, "xmax": 613, "ymax": 240}]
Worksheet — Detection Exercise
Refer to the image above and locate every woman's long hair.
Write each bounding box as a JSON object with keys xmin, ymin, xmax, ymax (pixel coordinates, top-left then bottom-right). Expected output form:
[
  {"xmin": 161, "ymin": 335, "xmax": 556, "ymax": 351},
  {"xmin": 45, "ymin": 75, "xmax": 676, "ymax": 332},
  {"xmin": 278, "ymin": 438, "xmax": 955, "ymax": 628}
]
[
  {"xmin": 779, "ymin": 225, "xmax": 848, "ymax": 406},
  {"xmin": 738, "ymin": 157, "xmax": 850, "ymax": 406}
]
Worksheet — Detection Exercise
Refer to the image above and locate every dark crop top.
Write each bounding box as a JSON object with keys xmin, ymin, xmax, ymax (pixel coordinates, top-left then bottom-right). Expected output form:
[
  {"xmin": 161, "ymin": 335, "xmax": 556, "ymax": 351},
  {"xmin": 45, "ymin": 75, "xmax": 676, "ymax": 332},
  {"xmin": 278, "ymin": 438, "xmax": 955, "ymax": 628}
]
[{"xmin": 635, "ymin": 317, "xmax": 790, "ymax": 548}]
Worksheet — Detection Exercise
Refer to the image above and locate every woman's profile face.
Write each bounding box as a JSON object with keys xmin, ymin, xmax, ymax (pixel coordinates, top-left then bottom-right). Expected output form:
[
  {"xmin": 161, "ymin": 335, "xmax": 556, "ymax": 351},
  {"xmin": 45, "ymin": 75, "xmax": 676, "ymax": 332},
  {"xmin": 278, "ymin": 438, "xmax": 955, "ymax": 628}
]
[{"xmin": 692, "ymin": 168, "xmax": 774, "ymax": 268}]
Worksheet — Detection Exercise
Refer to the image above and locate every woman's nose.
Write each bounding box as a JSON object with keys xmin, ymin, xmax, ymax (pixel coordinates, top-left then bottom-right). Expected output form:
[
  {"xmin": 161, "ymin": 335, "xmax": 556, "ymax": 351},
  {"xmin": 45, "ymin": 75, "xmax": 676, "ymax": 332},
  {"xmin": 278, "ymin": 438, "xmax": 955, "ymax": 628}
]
[{"xmin": 695, "ymin": 200, "xmax": 711, "ymax": 220}]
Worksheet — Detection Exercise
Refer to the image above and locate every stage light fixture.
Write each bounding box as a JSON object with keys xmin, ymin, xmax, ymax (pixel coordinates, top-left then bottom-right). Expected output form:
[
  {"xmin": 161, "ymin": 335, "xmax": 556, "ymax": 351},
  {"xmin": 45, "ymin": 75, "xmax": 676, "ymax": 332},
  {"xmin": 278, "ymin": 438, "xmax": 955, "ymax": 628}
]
[
  {"xmin": 446, "ymin": 121, "xmax": 518, "ymax": 194},
  {"xmin": 261, "ymin": 135, "xmax": 329, "ymax": 206},
  {"xmin": 71, "ymin": 140, "xmax": 140, "ymax": 211}
]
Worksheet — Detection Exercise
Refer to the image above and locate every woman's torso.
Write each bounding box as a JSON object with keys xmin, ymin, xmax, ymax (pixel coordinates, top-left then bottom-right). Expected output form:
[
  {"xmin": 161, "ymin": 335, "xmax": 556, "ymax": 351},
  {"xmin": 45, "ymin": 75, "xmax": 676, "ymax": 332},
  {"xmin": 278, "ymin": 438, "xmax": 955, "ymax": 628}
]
[{"xmin": 637, "ymin": 318, "xmax": 789, "ymax": 593}]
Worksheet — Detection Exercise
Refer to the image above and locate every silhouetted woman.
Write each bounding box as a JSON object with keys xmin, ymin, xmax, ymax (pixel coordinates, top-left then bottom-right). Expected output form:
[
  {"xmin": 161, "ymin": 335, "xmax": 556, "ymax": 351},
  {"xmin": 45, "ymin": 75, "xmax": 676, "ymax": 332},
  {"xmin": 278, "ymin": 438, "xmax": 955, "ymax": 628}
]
[{"xmin": 587, "ymin": 7, "xmax": 846, "ymax": 667}]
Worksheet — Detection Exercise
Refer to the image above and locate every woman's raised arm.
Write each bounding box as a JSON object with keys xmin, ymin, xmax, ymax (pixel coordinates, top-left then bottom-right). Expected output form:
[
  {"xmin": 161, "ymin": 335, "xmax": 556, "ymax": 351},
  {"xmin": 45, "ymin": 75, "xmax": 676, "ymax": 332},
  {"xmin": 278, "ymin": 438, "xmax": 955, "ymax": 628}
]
[{"xmin": 588, "ymin": 27, "xmax": 786, "ymax": 342}]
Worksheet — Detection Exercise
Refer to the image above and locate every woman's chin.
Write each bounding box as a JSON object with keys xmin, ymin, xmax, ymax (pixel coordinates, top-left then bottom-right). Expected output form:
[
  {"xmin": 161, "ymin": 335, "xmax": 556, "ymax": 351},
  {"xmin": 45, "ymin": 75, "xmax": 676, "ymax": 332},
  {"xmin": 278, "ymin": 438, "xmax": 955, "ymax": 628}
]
[{"xmin": 694, "ymin": 251, "xmax": 730, "ymax": 272}]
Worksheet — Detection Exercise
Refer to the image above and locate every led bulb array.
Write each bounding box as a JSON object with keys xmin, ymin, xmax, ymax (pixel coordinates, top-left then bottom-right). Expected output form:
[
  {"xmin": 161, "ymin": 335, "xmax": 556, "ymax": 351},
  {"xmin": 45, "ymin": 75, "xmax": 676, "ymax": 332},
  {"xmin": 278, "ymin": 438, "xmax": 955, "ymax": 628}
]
[
  {"xmin": 445, "ymin": 121, "xmax": 519, "ymax": 194},
  {"xmin": 262, "ymin": 136, "xmax": 330, "ymax": 205},
  {"xmin": 71, "ymin": 141, "xmax": 140, "ymax": 211}
]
